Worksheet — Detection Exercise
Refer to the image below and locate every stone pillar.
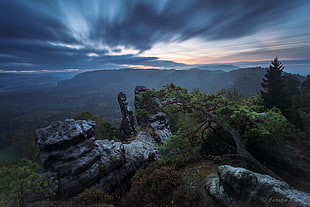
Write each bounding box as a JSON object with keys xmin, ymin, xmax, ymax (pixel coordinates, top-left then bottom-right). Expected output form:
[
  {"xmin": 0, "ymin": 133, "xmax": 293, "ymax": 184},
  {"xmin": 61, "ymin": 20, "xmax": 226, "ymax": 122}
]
[{"xmin": 118, "ymin": 91, "xmax": 137, "ymax": 141}]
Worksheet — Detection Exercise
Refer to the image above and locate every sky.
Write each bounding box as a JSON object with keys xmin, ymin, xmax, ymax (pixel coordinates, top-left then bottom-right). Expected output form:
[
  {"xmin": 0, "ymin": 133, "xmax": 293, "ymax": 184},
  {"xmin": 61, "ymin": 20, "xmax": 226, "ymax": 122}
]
[{"xmin": 0, "ymin": 0, "xmax": 310, "ymax": 74}]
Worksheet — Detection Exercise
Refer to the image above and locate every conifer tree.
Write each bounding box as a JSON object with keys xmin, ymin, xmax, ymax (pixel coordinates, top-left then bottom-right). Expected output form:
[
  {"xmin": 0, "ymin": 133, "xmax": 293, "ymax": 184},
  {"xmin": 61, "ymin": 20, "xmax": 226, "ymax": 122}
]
[{"xmin": 261, "ymin": 57, "xmax": 289, "ymax": 114}]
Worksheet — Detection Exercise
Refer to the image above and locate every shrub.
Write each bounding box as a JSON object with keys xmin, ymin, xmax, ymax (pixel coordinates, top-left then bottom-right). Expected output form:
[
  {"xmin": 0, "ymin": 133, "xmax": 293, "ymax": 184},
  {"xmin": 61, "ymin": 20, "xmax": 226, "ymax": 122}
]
[
  {"xmin": 159, "ymin": 133, "xmax": 200, "ymax": 166},
  {"xmin": 121, "ymin": 164, "xmax": 182, "ymax": 207},
  {"xmin": 75, "ymin": 188, "xmax": 114, "ymax": 205},
  {"xmin": 0, "ymin": 159, "xmax": 57, "ymax": 207}
]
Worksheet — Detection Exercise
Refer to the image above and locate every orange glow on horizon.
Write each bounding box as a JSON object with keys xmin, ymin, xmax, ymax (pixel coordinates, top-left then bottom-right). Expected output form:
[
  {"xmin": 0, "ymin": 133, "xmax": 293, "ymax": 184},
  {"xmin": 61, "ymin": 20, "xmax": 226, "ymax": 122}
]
[{"xmin": 120, "ymin": 64, "xmax": 163, "ymax": 69}]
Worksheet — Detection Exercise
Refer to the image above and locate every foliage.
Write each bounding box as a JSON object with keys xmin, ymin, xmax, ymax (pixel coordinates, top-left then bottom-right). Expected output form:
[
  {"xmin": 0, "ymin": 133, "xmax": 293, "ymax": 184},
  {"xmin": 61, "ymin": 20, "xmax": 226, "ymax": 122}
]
[
  {"xmin": 75, "ymin": 189, "xmax": 114, "ymax": 205},
  {"xmin": 261, "ymin": 57, "xmax": 290, "ymax": 114},
  {"xmin": 226, "ymin": 89, "xmax": 244, "ymax": 102},
  {"xmin": 9, "ymin": 126, "xmax": 38, "ymax": 161},
  {"xmin": 0, "ymin": 159, "xmax": 57, "ymax": 207},
  {"xmin": 159, "ymin": 132, "xmax": 200, "ymax": 166},
  {"xmin": 217, "ymin": 105, "xmax": 294, "ymax": 143},
  {"xmin": 74, "ymin": 111, "xmax": 119, "ymax": 140},
  {"xmin": 136, "ymin": 84, "xmax": 295, "ymax": 155},
  {"xmin": 121, "ymin": 164, "xmax": 182, "ymax": 207}
]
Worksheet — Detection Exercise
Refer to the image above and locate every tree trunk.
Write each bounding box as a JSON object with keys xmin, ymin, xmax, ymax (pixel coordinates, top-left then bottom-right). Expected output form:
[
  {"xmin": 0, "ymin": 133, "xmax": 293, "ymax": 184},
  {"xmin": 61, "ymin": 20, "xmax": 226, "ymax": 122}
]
[{"xmin": 204, "ymin": 110, "xmax": 282, "ymax": 180}]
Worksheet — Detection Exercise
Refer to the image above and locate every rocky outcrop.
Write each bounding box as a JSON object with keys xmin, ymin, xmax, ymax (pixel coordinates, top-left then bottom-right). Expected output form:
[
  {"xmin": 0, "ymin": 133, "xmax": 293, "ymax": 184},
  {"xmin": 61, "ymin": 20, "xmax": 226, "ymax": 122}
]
[
  {"xmin": 149, "ymin": 112, "xmax": 171, "ymax": 144},
  {"xmin": 134, "ymin": 86, "xmax": 172, "ymax": 143},
  {"xmin": 118, "ymin": 91, "xmax": 137, "ymax": 141},
  {"xmin": 36, "ymin": 119, "xmax": 100, "ymax": 196},
  {"xmin": 205, "ymin": 165, "xmax": 310, "ymax": 207},
  {"xmin": 36, "ymin": 86, "xmax": 173, "ymax": 197},
  {"xmin": 36, "ymin": 119, "xmax": 159, "ymax": 196}
]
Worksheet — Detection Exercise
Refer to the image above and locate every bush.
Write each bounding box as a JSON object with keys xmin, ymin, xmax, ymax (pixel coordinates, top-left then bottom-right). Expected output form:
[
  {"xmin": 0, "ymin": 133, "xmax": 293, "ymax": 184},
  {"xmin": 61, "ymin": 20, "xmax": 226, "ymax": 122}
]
[
  {"xmin": 218, "ymin": 105, "xmax": 295, "ymax": 143},
  {"xmin": 121, "ymin": 164, "xmax": 182, "ymax": 207},
  {"xmin": 75, "ymin": 188, "xmax": 114, "ymax": 205},
  {"xmin": 159, "ymin": 133, "xmax": 200, "ymax": 166},
  {"xmin": 0, "ymin": 159, "xmax": 57, "ymax": 207}
]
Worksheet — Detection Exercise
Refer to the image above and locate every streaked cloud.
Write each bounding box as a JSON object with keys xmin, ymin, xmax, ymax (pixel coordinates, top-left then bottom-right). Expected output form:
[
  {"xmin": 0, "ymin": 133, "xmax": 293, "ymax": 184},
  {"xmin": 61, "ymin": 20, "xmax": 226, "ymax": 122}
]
[{"xmin": 0, "ymin": 0, "xmax": 309, "ymax": 74}]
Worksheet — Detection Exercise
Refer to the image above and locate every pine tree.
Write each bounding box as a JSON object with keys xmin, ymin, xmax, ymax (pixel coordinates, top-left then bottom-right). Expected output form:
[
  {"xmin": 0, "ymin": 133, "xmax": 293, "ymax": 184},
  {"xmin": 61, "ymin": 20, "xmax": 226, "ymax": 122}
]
[{"xmin": 261, "ymin": 57, "xmax": 289, "ymax": 114}]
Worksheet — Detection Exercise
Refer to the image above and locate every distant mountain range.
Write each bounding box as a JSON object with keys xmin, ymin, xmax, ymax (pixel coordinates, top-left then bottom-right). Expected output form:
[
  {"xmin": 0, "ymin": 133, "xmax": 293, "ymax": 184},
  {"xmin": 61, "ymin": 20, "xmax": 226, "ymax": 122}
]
[
  {"xmin": 0, "ymin": 72, "xmax": 78, "ymax": 93},
  {"xmin": 0, "ymin": 68, "xmax": 267, "ymax": 124},
  {"xmin": 58, "ymin": 67, "xmax": 265, "ymax": 97}
]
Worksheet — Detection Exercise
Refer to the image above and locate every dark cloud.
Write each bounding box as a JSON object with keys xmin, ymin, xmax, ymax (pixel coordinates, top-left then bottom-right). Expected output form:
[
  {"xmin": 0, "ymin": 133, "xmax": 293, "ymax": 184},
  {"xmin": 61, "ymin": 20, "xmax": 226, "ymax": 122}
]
[
  {"xmin": 0, "ymin": 0, "xmax": 306, "ymax": 71},
  {"xmin": 87, "ymin": 0, "xmax": 301, "ymax": 50}
]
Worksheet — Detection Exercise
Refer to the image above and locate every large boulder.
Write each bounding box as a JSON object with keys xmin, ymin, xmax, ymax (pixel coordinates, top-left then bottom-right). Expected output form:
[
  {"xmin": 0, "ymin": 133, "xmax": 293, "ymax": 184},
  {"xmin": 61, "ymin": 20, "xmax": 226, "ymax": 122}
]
[
  {"xmin": 205, "ymin": 165, "xmax": 310, "ymax": 207},
  {"xmin": 36, "ymin": 120, "xmax": 159, "ymax": 196},
  {"xmin": 36, "ymin": 119, "xmax": 101, "ymax": 196}
]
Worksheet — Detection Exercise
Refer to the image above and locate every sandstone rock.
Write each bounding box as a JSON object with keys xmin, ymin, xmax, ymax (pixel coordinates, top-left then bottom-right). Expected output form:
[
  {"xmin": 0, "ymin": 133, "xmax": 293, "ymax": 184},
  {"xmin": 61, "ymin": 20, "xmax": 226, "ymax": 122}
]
[
  {"xmin": 117, "ymin": 91, "xmax": 137, "ymax": 141},
  {"xmin": 36, "ymin": 119, "xmax": 101, "ymax": 196},
  {"xmin": 134, "ymin": 86, "xmax": 172, "ymax": 144},
  {"xmin": 36, "ymin": 86, "xmax": 173, "ymax": 197},
  {"xmin": 36, "ymin": 120, "xmax": 159, "ymax": 197},
  {"xmin": 149, "ymin": 112, "xmax": 172, "ymax": 144},
  {"xmin": 205, "ymin": 165, "xmax": 310, "ymax": 207},
  {"xmin": 93, "ymin": 132, "xmax": 158, "ymax": 192}
]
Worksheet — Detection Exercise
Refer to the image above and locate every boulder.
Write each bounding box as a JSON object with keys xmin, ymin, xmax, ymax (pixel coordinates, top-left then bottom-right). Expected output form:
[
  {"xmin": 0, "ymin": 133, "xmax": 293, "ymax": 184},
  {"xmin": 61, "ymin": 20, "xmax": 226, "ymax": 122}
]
[
  {"xmin": 205, "ymin": 165, "xmax": 310, "ymax": 207},
  {"xmin": 36, "ymin": 119, "xmax": 101, "ymax": 196}
]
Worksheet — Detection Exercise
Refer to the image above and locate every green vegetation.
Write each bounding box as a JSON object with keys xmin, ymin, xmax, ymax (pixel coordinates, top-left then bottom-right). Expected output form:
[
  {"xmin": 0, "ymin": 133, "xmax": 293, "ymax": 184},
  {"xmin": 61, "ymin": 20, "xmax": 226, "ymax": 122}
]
[
  {"xmin": 121, "ymin": 163, "xmax": 205, "ymax": 207},
  {"xmin": 121, "ymin": 164, "xmax": 181, "ymax": 207},
  {"xmin": 261, "ymin": 57, "xmax": 290, "ymax": 113},
  {"xmin": 0, "ymin": 58, "xmax": 309, "ymax": 205},
  {"xmin": 217, "ymin": 102, "xmax": 294, "ymax": 143},
  {"xmin": 136, "ymin": 84, "xmax": 294, "ymax": 163},
  {"xmin": 0, "ymin": 159, "xmax": 58, "ymax": 207},
  {"xmin": 159, "ymin": 133, "xmax": 200, "ymax": 166},
  {"xmin": 75, "ymin": 189, "xmax": 114, "ymax": 205}
]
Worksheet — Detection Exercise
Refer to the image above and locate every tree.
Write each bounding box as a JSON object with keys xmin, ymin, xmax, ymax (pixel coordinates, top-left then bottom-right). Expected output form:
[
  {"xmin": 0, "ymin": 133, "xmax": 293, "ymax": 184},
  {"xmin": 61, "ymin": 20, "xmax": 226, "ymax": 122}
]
[
  {"xmin": 9, "ymin": 126, "xmax": 38, "ymax": 161},
  {"xmin": 261, "ymin": 57, "xmax": 289, "ymax": 114},
  {"xmin": 0, "ymin": 159, "xmax": 57, "ymax": 207},
  {"xmin": 136, "ymin": 84, "xmax": 294, "ymax": 179}
]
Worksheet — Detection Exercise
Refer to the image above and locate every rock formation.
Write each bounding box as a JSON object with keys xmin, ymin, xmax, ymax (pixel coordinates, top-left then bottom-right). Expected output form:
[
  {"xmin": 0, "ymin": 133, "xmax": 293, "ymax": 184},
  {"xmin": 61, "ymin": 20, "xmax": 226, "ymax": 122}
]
[
  {"xmin": 36, "ymin": 119, "xmax": 158, "ymax": 196},
  {"xmin": 36, "ymin": 119, "xmax": 100, "ymax": 196},
  {"xmin": 117, "ymin": 91, "xmax": 137, "ymax": 141},
  {"xmin": 134, "ymin": 86, "xmax": 172, "ymax": 143},
  {"xmin": 149, "ymin": 112, "xmax": 171, "ymax": 144},
  {"xmin": 36, "ymin": 86, "xmax": 172, "ymax": 197},
  {"xmin": 205, "ymin": 165, "xmax": 310, "ymax": 207}
]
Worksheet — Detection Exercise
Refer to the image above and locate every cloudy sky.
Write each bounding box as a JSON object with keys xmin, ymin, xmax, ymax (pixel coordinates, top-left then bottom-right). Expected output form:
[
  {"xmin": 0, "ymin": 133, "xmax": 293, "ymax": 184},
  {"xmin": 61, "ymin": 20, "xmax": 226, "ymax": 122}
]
[{"xmin": 0, "ymin": 0, "xmax": 310, "ymax": 74}]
